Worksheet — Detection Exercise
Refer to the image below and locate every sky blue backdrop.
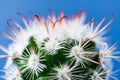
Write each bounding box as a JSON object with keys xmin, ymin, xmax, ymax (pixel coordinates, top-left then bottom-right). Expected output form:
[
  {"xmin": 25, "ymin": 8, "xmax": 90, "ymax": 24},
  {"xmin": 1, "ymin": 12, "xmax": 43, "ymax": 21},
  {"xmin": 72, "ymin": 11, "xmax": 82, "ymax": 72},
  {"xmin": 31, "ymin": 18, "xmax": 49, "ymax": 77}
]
[{"xmin": 0, "ymin": 0, "xmax": 120, "ymax": 80}]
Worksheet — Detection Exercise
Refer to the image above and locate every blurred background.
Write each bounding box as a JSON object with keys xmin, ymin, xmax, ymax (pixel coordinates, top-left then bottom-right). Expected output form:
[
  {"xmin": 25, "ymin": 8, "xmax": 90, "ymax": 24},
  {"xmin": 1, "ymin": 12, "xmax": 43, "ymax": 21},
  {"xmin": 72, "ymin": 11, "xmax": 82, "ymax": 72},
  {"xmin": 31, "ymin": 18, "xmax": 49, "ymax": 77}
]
[{"xmin": 0, "ymin": 0, "xmax": 120, "ymax": 80}]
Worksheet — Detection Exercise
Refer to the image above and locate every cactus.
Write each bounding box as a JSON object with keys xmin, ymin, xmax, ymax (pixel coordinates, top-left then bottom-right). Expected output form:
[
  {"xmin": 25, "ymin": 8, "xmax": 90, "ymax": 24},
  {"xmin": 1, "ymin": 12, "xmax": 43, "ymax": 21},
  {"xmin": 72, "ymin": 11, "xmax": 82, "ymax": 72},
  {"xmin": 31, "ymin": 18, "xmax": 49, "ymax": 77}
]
[{"xmin": 0, "ymin": 11, "xmax": 119, "ymax": 80}]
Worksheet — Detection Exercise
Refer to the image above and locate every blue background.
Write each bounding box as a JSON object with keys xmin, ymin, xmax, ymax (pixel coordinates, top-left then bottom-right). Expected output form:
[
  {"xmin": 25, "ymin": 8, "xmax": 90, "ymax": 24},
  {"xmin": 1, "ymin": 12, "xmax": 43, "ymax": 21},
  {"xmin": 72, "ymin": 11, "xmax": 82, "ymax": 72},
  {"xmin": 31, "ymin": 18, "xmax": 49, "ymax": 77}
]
[{"xmin": 0, "ymin": 0, "xmax": 120, "ymax": 80}]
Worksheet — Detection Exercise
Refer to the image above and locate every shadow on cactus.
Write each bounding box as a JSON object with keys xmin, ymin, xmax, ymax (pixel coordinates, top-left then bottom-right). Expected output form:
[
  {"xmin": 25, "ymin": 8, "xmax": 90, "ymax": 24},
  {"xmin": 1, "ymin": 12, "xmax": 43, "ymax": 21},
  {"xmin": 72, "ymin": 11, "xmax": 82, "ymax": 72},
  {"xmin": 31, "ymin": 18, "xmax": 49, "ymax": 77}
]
[{"xmin": 0, "ymin": 10, "xmax": 120, "ymax": 80}]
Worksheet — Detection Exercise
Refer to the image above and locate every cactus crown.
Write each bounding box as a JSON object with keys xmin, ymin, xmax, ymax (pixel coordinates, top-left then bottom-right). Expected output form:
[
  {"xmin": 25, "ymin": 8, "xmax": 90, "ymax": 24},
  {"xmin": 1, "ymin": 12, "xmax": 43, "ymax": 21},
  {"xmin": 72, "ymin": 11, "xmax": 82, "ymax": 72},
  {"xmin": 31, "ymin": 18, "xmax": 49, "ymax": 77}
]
[{"xmin": 0, "ymin": 11, "xmax": 119, "ymax": 80}]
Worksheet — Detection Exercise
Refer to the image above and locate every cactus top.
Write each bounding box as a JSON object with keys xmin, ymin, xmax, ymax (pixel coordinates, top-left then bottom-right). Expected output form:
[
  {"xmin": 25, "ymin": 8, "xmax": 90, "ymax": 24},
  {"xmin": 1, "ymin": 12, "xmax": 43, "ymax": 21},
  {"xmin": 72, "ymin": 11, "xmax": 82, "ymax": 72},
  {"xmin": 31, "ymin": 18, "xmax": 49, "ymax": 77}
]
[{"xmin": 0, "ymin": 11, "xmax": 119, "ymax": 80}]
